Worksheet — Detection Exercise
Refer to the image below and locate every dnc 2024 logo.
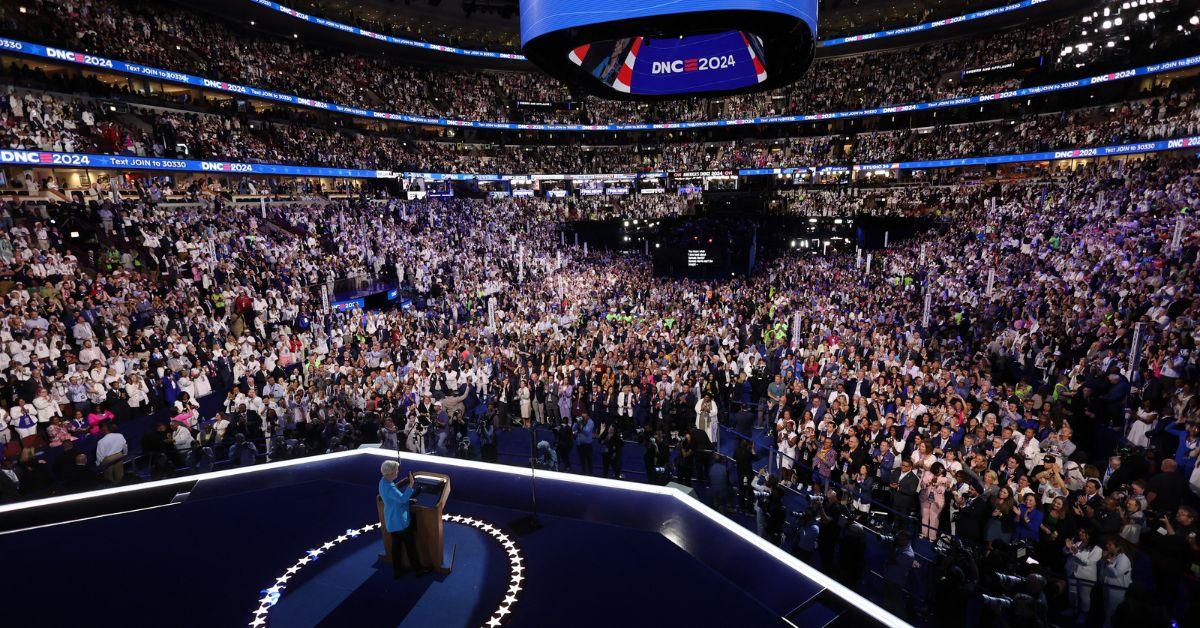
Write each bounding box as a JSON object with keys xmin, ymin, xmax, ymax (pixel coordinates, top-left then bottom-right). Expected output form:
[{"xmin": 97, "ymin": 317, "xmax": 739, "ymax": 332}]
[{"xmin": 652, "ymin": 55, "xmax": 737, "ymax": 75}]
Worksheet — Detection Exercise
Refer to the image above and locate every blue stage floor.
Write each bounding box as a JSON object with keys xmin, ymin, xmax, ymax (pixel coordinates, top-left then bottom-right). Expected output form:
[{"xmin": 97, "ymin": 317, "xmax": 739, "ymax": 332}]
[{"xmin": 2, "ymin": 474, "xmax": 795, "ymax": 628}]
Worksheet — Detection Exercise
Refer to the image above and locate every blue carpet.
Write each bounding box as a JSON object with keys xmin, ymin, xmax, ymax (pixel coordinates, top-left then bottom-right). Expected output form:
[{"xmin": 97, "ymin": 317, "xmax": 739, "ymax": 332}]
[
  {"xmin": 443, "ymin": 501, "xmax": 791, "ymax": 628},
  {"xmin": 3, "ymin": 478, "xmax": 789, "ymax": 628},
  {"xmin": 267, "ymin": 519, "xmax": 505, "ymax": 628}
]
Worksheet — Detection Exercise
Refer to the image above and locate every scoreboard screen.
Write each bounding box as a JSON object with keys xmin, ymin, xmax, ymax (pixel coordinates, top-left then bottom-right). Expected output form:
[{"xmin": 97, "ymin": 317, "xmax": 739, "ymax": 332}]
[{"xmin": 520, "ymin": 0, "xmax": 816, "ymax": 100}]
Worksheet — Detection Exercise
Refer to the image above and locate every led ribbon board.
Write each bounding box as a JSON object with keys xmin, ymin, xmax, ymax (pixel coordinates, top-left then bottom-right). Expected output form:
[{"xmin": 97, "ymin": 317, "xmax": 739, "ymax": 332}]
[{"xmin": 520, "ymin": 0, "xmax": 817, "ymax": 99}]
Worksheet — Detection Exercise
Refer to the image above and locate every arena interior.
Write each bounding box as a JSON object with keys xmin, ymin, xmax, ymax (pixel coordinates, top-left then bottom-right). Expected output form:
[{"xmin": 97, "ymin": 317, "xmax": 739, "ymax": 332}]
[{"xmin": 0, "ymin": 1, "xmax": 1198, "ymax": 627}]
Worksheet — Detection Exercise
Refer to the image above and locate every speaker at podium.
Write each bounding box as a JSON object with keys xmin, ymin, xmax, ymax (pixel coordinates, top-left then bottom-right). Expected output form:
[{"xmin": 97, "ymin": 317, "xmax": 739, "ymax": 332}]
[{"xmin": 377, "ymin": 472, "xmax": 455, "ymax": 574}]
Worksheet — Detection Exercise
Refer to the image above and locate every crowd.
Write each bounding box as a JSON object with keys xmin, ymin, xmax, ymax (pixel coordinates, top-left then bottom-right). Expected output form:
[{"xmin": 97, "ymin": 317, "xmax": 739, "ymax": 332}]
[
  {"xmin": 0, "ymin": 0, "xmax": 1131, "ymax": 125},
  {"xmin": 4, "ymin": 84, "xmax": 1197, "ymax": 177},
  {"xmin": 0, "ymin": 148, "xmax": 1197, "ymax": 624}
]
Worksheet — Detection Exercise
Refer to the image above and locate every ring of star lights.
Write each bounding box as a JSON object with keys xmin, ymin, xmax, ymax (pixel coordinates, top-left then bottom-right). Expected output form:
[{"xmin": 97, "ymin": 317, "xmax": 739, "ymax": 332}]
[{"xmin": 249, "ymin": 513, "xmax": 524, "ymax": 628}]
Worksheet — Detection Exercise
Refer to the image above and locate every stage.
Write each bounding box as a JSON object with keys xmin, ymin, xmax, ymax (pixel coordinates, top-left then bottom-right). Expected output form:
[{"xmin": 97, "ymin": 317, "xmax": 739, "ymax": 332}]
[{"xmin": 0, "ymin": 450, "xmax": 906, "ymax": 627}]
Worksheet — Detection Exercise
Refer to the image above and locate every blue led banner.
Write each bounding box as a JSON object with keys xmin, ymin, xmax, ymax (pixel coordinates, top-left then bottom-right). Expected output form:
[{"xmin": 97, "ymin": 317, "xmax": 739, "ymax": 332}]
[
  {"xmin": 519, "ymin": 0, "xmax": 817, "ymax": 49},
  {"xmin": 254, "ymin": 0, "xmax": 1046, "ymax": 53},
  {"xmin": 4, "ymin": 138, "xmax": 1198, "ymax": 181},
  {"xmin": 850, "ymin": 136, "xmax": 1200, "ymax": 171},
  {"xmin": 1, "ymin": 36, "xmax": 1193, "ymax": 132},
  {"xmin": 819, "ymin": 0, "xmax": 1049, "ymax": 46},
  {"xmin": 0, "ymin": 149, "xmax": 387, "ymax": 178},
  {"xmin": 247, "ymin": 0, "xmax": 525, "ymax": 60}
]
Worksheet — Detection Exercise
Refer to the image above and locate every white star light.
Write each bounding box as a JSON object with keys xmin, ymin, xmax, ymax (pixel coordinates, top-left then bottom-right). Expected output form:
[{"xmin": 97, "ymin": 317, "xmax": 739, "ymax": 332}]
[{"xmin": 248, "ymin": 513, "xmax": 524, "ymax": 627}]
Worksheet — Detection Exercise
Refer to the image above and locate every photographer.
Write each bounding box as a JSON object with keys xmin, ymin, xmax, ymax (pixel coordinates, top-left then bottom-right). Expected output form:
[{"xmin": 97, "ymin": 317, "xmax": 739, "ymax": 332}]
[
  {"xmin": 751, "ymin": 469, "xmax": 784, "ymax": 542},
  {"xmin": 817, "ymin": 489, "xmax": 848, "ymax": 571},
  {"xmin": 378, "ymin": 418, "xmax": 400, "ymax": 450},
  {"xmin": 953, "ymin": 478, "xmax": 989, "ymax": 544},
  {"xmin": 1144, "ymin": 505, "xmax": 1199, "ymax": 606},
  {"xmin": 478, "ymin": 419, "xmax": 497, "ymax": 463},
  {"xmin": 534, "ymin": 440, "xmax": 557, "ymax": 470},
  {"xmin": 404, "ymin": 409, "xmax": 427, "ymax": 454}
]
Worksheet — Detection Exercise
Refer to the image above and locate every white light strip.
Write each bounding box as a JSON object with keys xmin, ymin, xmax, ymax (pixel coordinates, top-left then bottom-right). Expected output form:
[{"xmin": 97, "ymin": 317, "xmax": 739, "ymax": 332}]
[
  {"xmin": 0, "ymin": 502, "xmax": 179, "ymax": 536},
  {"xmin": 0, "ymin": 448, "xmax": 368, "ymax": 514},
  {"xmin": 669, "ymin": 491, "xmax": 909, "ymax": 627}
]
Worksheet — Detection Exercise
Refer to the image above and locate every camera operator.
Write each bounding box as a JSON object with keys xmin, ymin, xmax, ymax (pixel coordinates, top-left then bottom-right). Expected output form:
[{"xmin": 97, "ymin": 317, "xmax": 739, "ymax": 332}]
[
  {"xmin": 880, "ymin": 529, "xmax": 918, "ymax": 618},
  {"xmin": 534, "ymin": 440, "xmax": 557, "ymax": 470},
  {"xmin": 751, "ymin": 470, "xmax": 784, "ymax": 543},
  {"xmin": 478, "ymin": 419, "xmax": 497, "ymax": 463},
  {"xmin": 788, "ymin": 503, "xmax": 821, "ymax": 566},
  {"xmin": 817, "ymin": 489, "xmax": 848, "ymax": 572},
  {"xmin": 378, "ymin": 418, "xmax": 400, "ymax": 450},
  {"xmin": 404, "ymin": 408, "xmax": 427, "ymax": 454},
  {"xmin": 931, "ymin": 537, "xmax": 978, "ymax": 628},
  {"xmin": 1143, "ymin": 505, "xmax": 1199, "ymax": 607},
  {"xmin": 953, "ymin": 478, "xmax": 989, "ymax": 544}
]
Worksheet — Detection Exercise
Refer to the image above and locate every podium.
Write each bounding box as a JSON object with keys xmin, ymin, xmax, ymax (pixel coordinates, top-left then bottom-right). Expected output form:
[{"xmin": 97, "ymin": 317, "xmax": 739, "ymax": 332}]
[{"xmin": 377, "ymin": 472, "xmax": 454, "ymax": 575}]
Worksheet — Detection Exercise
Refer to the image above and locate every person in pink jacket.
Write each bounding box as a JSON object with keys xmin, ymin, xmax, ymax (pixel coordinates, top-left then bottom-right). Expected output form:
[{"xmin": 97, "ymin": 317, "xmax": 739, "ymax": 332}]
[{"xmin": 919, "ymin": 461, "xmax": 952, "ymax": 541}]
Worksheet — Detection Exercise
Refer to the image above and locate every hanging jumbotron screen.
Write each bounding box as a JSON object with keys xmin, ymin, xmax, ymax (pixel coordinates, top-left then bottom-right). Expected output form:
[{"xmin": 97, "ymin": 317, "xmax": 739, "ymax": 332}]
[{"xmin": 520, "ymin": 0, "xmax": 817, "ymax": 100}]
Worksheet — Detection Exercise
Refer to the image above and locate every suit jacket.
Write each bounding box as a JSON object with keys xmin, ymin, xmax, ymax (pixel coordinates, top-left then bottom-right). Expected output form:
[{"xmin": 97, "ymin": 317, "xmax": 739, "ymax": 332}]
[
  {"xmin": 896, "ymin": 470, "xmax": 920, "ymax": 498},
  {"xmin": 891, "ymin": 469, "xmax": 920, "ymax": 514},
  {"xmin": 1102, "ymin": 466, "xmax": 1133, "ymax": 494}
]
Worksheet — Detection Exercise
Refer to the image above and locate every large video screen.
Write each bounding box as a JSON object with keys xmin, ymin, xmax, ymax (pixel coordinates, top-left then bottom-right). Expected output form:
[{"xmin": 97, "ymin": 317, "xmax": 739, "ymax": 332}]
[{"xmin": 569, "ymin": 32, "xmax": 766, "ymax": 96}]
